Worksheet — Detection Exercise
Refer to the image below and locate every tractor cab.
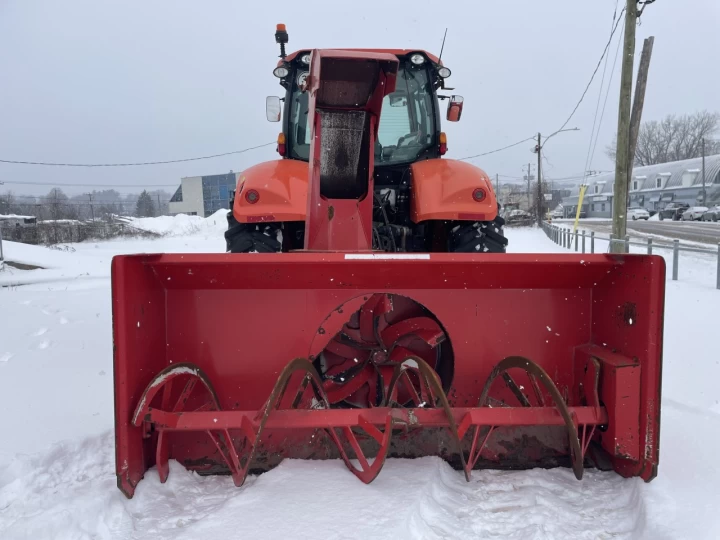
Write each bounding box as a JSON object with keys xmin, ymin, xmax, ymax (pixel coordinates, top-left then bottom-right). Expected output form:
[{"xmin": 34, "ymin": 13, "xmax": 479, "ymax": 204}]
[{"xmin": 266, "ymin": 28, "xmax": 464, "ymax": 170}]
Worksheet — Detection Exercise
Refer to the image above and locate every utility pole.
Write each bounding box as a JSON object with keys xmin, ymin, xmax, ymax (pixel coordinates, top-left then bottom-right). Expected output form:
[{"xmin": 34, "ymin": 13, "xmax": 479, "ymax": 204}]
[
  {"xmin": 702, "ymin": 138, "xmax": 707, "ymax": 206},
  {"xmin": 88, "ymin": 193, "xmax": 95, "ymax": 222},
  {"xmin": 627, "ymin": 36, "xmax": 655, "ymax": 199},
  {"xmin": 610, "ymin": 0, "xmax": 637, "ymax": 253},
  {"xmin": 536, "ymin": 132, "xmax": 542, "ymax": 225},
  {"xmin": 527, "ymin": 162, "xmax": 532, "ymax": 211}
]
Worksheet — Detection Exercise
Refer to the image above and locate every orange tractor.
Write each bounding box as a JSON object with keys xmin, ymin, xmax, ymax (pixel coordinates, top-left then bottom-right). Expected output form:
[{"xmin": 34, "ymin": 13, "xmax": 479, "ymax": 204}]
[
  {"xmin": 224, "ymin": 25, "xmax": 507, "ymax": 255},
  {"xmin": 111, "ymin": 25, "xmax": 665, "ymax": 499}
]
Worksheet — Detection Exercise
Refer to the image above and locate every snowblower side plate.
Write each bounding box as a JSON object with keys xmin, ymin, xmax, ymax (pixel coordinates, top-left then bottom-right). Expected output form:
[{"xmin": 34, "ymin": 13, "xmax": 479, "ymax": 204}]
[{"xmin": 112, "ymin": 252, "xmax": 664, "ymax": 498}]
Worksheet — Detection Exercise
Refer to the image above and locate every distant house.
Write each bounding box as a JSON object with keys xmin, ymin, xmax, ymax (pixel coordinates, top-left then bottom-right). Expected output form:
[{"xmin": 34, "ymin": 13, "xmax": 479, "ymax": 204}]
[
  {"xmin": 0, "ymin": 214, "xmax": 37, "ymax": 227},
  {"xmin": 561, "ymin": 154, "xmax": 720, "ymax": 218}
]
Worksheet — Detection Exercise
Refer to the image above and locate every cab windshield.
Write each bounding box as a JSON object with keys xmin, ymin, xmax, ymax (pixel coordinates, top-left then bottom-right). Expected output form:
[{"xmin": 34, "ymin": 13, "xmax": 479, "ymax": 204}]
[{"xmin": 287, "ymin": 64, "xmax": 436, "ymax": 165}]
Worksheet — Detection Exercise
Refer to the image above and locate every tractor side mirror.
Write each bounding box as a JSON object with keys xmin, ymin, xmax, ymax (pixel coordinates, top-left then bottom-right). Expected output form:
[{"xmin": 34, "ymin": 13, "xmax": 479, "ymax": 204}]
[
  {"xmin": 266, "ymin": 96, "xmax": 282, "ymax": 122},
  {"xmin": 446, "ymin": 95, "xmax": 464, "ymax": 122}
]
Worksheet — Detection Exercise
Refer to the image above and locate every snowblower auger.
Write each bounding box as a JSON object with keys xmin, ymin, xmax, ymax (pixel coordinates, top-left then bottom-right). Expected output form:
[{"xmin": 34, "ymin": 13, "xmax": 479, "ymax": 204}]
[{"xmin": 112, "ymin": 31, "xmax": 665, "ymax": 499}]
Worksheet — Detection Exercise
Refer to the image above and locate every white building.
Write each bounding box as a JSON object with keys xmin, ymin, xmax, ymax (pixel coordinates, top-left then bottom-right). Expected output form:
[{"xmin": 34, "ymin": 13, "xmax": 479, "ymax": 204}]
[{"xmin": 169, "ymin": 172, "xmax": 239, "ymax": 217}]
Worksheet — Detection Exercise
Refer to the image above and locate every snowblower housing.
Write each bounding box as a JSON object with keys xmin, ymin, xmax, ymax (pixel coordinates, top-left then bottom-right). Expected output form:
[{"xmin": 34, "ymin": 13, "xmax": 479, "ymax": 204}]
[{"xmin": 112, "ymin": 25, "xmax": 665, "ymax": 500}]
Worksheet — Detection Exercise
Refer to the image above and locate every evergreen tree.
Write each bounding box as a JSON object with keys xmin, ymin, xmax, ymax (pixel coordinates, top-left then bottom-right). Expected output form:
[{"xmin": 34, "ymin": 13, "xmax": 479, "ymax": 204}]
[{"xmin": 135, "ymin": 190, "xmax": 156, "ymax": 217}]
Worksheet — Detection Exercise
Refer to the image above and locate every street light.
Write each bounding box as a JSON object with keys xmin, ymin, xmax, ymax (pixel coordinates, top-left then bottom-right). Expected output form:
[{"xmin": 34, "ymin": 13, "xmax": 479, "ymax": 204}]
[
  {"xmin": 541, "ymin": 127, "xmax": 581, "ymax": 149},
  {"xmin": 534, "ymin": 128, "xmax": 580, "ymax": 225}
]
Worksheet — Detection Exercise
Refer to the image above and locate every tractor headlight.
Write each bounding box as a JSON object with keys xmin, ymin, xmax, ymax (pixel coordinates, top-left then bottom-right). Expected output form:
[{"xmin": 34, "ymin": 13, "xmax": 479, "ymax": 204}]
[
  {"xmin": 410, "ymin": 53, "xmax": 425, "ymax": 65},
  {"xmin": 300, "ymin": 53, "xmax": 311, "ymax": 65},
  {"xmin": 273, "ymin": 66, "xmax": 289, "ymax": 78},
  {"xmin": 438, "ymin": 67, "xmax": 451, "ymax": 78}
]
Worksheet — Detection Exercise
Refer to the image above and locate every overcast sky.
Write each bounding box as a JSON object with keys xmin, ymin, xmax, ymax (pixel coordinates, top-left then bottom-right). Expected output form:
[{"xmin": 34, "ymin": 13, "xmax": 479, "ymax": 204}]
[{"xmin": 1, "ymin": 0, "xmax": 719, "ymax": 197}]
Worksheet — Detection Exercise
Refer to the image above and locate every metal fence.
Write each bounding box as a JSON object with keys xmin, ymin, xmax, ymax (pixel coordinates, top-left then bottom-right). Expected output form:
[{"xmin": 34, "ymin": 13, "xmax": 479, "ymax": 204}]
[{"xmin": 541, "ymin": 221, "xmax": 720, "ymax": 290}]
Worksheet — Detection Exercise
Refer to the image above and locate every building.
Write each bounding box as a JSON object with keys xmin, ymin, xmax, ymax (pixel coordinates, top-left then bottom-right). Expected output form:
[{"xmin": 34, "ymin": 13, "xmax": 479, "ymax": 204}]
[
  {"xmin": 169, "ymin": 172, "xmax": 239, "ymax": 217},
  {"xmin": 560, "ymin": 154, "xmax": 720, "ymax": 218}
]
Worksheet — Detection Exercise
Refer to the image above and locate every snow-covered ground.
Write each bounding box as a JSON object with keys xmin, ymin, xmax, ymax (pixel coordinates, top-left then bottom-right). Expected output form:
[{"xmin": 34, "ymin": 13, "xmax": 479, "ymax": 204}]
[{"xmin": 1, "ymin": 220, "xmax": 718, "ymax": 539}]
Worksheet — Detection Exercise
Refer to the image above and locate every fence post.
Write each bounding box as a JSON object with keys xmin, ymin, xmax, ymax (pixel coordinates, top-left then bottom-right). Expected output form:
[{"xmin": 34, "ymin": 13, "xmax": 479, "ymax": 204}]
[
  {"xmin": 672, "ymin": 239, "xmax": 679, "ymax": 281},
  {"xmin": 0, "ymin": 226, "xmax": 4, "ymax": 263},
  {"xmin": 582, "ymin": 230, "xmax": 586, "ymax": 253},
  {"xmin": 574, "ymin": 231, "xmax": 578, "ymax": 252},
  {"xmin": 647, "ymin": 238, "xmax": 652, "ymax": 255},
  {"xmin": 625, "ymin": 235, "xmax": 630, "ymax": 254},
  {"xmin": 609, "ymin": 234, "xmax": 614, "ymax": 253},
  {"xmin": 590, "ymin": 231, "xmax": 595, "ymax": 254},
  {"xmin": 563, "ymin": 229, "xmax": 567, "ymax": 249},
  {"xmin": 717, "ymin": 243, "xmax": 720, "ymax": 290}
]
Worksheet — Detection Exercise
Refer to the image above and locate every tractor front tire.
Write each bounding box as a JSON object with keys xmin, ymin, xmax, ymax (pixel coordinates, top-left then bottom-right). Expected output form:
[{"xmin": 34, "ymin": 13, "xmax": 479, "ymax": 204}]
[
  {"xmin": 449, "ymin": 216, "xmax": 508, "ymax": 253},
  {"xmin": 225, "ymin": 211, "xmax": 281, "ymax": 253}
]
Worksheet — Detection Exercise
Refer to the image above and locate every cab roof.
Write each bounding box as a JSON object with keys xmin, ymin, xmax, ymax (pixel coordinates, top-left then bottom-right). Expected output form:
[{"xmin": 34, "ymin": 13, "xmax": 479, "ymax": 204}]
[{"xmin": 279, "ymin": 48, "xmax": 442, "ymax": 66}]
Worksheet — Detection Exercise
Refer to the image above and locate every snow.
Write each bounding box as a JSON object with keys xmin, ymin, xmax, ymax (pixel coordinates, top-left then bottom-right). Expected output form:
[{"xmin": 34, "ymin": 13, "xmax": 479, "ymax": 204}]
[
  {"xmin": 1, "ymin": 218, "xmax": 719, "ymax": 539},
  {"xmin": 124, "ymin": 209, "xmax": 228, "ymax": 236},
  {"xmin": 0, "ymin": 214, "xmax": 35, "ymax": 220}
]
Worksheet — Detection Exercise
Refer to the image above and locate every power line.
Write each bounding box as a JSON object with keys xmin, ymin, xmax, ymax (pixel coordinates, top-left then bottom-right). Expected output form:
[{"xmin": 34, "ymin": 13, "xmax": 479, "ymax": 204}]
[
  {"xmin": 2, "ymin": 180, "xmax": 179, "ymax": 188},
  {"xmin": 588, "ymin": 16, "xmax": 624, "ymax": 175},
  {"xmin": 457, "ymin": 136, "xmax": 537, "ymax": 162},
  {"xmin": 552, "ymin": 6, "xmax": 626, "ymax": 136},
  {"xmin": 0, "ymin": 141, "xmax": 275, "ymax": 168},
  {"xmin": 581, "ymin": 1, "xmax": 621, "ymax": 183}
]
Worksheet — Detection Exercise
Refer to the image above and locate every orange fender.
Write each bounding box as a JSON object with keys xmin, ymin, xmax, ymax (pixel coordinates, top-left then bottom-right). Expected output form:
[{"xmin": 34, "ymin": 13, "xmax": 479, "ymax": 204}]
[
  {"xmin": 410, "ymin": 159, "xmax": 498, "ymax": 223},
  {"xmin": 232, "ymin": 160, "xmax": 308, "ymax": 223}
]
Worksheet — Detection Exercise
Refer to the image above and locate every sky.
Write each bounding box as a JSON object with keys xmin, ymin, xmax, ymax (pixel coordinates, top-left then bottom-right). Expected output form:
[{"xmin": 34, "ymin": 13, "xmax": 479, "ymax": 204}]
[{"xmin": 1, "ymin": 0, "xmax": 719, "ymax": 197}]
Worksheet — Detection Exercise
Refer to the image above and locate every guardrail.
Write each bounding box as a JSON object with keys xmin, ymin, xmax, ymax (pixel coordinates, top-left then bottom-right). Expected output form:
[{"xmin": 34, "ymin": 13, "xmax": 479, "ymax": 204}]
[{"xmin": 541, "ymin": 221, "xmax": 720, "ymax": 290}]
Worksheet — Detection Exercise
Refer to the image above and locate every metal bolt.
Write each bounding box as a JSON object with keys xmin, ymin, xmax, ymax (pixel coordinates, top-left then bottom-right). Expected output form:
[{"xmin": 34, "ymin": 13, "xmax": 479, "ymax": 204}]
[{"xmin": 672, "ymin": 239, "xmax": 679, "ymax": 281}]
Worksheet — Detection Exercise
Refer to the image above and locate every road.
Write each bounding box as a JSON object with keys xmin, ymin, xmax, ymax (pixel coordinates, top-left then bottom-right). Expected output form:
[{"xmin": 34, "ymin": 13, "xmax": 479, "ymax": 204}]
[{"xmin": 553, "ymin": 219, "xmax": 720, "ymax": 246}]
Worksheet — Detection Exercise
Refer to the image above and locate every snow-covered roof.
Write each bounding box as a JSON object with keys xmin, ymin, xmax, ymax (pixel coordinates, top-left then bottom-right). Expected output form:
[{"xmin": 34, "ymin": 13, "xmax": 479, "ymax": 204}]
[
  {"xmin": 0, "ymin": 214, "xmax": 36, "ymax": 220},
  {"xmin": 562, "ymin": 154, "xmax": 720, "ymax": 204}
]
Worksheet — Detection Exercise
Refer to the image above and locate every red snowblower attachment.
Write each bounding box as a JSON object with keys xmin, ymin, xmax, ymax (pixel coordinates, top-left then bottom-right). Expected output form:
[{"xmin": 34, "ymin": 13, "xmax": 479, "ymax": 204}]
[{"xmin": 112, "ymin": 47, "xmax": 665, "ymax": 499}]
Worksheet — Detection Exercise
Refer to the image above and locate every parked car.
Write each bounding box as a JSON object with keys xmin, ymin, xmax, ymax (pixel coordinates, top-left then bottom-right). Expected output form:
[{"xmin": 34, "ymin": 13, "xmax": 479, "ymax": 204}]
[
  {"xmin": 658, "ymin": 203, "xmax": 689, "ymax": 221},
  {"xmin": 681, "ymin": 206, "xmax": 708, "ymax": 221},
  {"xmin": 551, "ymin": 209, "xmax": 564, "ymax": 219},
  {"xmin": 701, "ymin": 206, "xmax": 720, "ymax": 222},
  {"xmin": 627, "ymin": 207, "xmax": 650, "ymax": 220},
  {"xmin": 505, "ymin": 209, "xmax": 534, "ymax": 226}
]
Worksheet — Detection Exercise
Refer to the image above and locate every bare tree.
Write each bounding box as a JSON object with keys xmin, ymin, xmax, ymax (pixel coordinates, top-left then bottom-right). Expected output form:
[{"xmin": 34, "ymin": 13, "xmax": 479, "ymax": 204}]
[
  {"xmin": 0, "ymin": 190, "xmax": 16, "ymax": 215},
  {"xmin": 606, "ymin": 110, "xmax": 720, "ymax": 165}
]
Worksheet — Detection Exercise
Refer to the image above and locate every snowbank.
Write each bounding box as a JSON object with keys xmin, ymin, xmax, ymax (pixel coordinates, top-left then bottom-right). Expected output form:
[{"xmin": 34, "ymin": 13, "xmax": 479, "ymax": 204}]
[
  {"xmin": 0, "ymin": 211, "xmax": 227, "ymax": 287},
  {"xmin": 126, "ymin": 209, "xmax": 228, "ymax": 236}
]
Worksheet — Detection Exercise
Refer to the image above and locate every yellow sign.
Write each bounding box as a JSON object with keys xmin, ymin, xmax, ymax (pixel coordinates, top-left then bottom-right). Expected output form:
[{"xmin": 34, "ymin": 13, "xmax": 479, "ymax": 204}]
[{"xmin": 573, "ymin": 184, "xmax": 588, "ymax": 234}]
